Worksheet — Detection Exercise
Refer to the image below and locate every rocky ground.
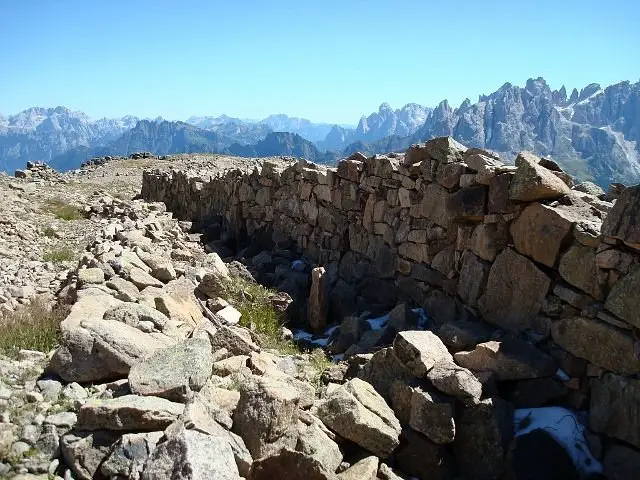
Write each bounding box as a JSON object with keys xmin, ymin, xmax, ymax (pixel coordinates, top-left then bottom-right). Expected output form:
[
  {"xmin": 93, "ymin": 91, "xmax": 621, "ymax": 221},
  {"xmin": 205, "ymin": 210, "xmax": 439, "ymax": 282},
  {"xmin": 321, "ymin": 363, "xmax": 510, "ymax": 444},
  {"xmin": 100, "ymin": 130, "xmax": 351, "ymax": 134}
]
[{"xmin": 0, "ymin": 152, "xmax": 633, "ymax": 479}]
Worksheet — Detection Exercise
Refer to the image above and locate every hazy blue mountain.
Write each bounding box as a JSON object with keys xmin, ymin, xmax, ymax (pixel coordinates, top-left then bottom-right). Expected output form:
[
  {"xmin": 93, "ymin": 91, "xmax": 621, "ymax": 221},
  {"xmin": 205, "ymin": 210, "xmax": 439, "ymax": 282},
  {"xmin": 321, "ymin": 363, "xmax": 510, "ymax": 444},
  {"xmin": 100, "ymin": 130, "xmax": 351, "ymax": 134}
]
[
  {"xmin": 186, "ymin": 113, "xmax": 344, "ymax": 143},
  {"xmin": 4, "ymin": 77, "xmax": 640, "ymax": 186},
  {"xmin": 0, "ymin": 107, "xmax": 138, "ymax": 172},
  {"xmin": 227, "ymin": 131, "xmax": 336, "ymax": 164}
]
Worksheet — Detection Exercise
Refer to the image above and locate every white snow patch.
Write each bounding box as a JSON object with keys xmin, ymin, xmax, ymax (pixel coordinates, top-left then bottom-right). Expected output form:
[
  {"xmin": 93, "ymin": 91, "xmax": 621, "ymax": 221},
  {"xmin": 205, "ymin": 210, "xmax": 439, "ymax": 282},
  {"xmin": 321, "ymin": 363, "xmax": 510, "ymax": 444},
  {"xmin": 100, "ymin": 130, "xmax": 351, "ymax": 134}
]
[
  {"xmin": 310, "ymin": 337, "xmax": 329, "ymax": 347},
  {"xmin": 555, "ymin": 369, "xmax": 571, "ymax": 381},
  {"xmin": 324, "ymin": 325, "xmax": 340, "ymax": 337},
  {"xmin": 332, "ymin": 354, "xmax": 344, "ymax": 363},
  {"xmin": 514, "ymin": 407, "xmax": 602, "ymax": 475},
  {"xmin": 292, "ymin": 330, "xmax": 314, "ymax": 342},
  {"xmin": 412, "ymin": 308, "xmax": 430, "ymax": 329},
  {"xmin": 367, "ymin": 314, "xmax": 389, "ymax": 331}
]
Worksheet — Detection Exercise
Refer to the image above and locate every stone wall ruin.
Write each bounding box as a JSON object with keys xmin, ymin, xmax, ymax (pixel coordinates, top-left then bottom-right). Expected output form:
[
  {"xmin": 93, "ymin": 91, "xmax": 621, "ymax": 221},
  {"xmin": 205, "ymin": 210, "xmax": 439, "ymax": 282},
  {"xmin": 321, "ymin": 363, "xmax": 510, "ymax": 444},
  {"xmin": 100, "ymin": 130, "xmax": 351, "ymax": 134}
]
[{"xmin": 141, "ymin": 136, "xmax": 640, "ymax": 457}]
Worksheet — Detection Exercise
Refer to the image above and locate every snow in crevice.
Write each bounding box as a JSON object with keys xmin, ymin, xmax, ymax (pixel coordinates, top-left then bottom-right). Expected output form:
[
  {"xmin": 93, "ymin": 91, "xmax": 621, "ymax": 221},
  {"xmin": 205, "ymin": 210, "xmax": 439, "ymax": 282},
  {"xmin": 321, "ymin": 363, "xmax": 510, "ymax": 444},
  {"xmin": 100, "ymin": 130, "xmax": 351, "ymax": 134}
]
[{"xmin": 514, "ymin": 407, "xmax": 602, "ymax": 475}]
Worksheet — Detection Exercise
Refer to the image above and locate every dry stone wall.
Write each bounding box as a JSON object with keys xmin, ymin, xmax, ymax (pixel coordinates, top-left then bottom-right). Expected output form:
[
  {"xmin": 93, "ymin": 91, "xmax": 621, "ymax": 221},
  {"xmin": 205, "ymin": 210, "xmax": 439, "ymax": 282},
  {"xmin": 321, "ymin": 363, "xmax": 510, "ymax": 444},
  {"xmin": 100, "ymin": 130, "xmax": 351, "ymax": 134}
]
[{"xmin": 142, "ymin": 137, "xmax": 640, "ymax": 454}]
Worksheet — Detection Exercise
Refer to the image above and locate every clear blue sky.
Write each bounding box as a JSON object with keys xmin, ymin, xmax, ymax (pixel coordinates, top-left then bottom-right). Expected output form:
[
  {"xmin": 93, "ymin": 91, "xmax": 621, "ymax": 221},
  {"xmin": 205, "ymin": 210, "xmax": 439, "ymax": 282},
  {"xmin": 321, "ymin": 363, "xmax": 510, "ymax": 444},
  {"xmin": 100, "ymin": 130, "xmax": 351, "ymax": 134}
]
[{"xmin": 1, "ymin": 0, "xmax": 639, "ymax": 124}]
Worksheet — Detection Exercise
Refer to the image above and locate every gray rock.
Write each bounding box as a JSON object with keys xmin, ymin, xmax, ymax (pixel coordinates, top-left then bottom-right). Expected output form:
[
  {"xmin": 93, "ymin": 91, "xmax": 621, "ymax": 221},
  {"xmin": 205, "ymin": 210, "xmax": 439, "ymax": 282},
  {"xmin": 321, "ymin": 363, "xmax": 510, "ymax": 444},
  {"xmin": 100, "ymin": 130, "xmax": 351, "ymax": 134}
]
[
  {"xmin": 317, "ymin": 378, "xmax": 401, "ymax": 457},
  {"xmin": 44, "ymin": 412, "xmax": 77, "ymax": 429},
  {"xmin": 129, "ymin": 337, "xmax": 214, "ymax": 402},
  {"xmin": 232, "ymin": 376, "xmax": 300, "ymax": 459},
  {"xmin": 105, "ymin": 277, "xmax": 140, "ymax": 302},
  {"xmin": 248, "ymin": 449, "xmax": 334, "ymax": 480},
  {"xmin": 128, "ymin": 267, "xmax": 164, "ymax": 289},
  {"xmin": 100, "ymin": 431, "xmax": 164, "ymax": 480},
  {"xmin": 77, "ymin": 268, "xmax": 105, "ymax": 287},
  {"xmin": 168, "ymin": 396, "xmax": 252, "ymax": 476},
  {"xmin": 395, "ymin": 427, "xmax": 455, "ymax": 480},
  {"xmin": 137, "ymin": 250, "xmax": 177, "ymax": 282},
  {"xmin": 77, "ymin": 395, "xmax": 184, "ymax": 431},
  {"xmin": 454, "ymin": 339, "xmax": 556, "ymax": 381},
  {"xmin": 36, "ymin": 379, "xmax": 62, "ymax": 402},
  {"xmin": 392, "ymin": 330, "xmax": 453, "ymax": 377},
  {"xmin": 603, "ymin": 444, "xmax": 640, "ymax": 480},
  {"xmin": 209, "ymin": 325, "xmax": 260, "ymax": 356},
  {"xmin": 357, "ymin": 348, "xmax": 414, "ymax": 400},
  {"xmin": 453, "ymin": 397, "xmax": 514, "ymax": 480},
  {"xmin": 409, "ymin": 388, "xmax": 455, "ymax": 444},
  {"xmin": 427, "ymin": 360, "xmax": 482, "ymax": 399},
  {"xmin": 337, "ymin": 455, "xmax": 379, "ymax": 479},
  {"xmin": 297, "ymin": 422, "xmax": 342, "ymax": 474},
  {"xmin": 590, "ymin": 374, "xmax": 640, "ymax": 448},
  {"xmin": 509, "ymin": 152, "xmax": 571, "ymax": 202},
  {"xmin": 60, "ymin": 431, "xmax": 121, "ymax": 480},
  {"xmin": 140, "ymin": 427, "xmax": 240, "ymax": 480}
]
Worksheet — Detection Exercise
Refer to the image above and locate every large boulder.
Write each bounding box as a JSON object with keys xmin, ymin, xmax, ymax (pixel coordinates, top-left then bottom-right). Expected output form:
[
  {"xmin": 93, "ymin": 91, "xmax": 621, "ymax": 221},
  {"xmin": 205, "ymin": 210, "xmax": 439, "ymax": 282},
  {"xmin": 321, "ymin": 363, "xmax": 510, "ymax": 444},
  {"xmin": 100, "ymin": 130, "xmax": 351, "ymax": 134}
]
[
  {"xmin": 601, "ymin": 184, "xmax": 640, "ymax": 249},
  {"xmin": 296, "ymin": 423, "xmax": 342, "ymax": 475},
  {"xmin": 605, "ymin": 265, "xmax": 640, "ymax": 327},
  {"xmin": 392, "ymin": 331, "xmax": 453, "ymax": 377},
  {"xmin": 129, "ymin": 337, "xmax": 214, "ymax": 402},
  {"xmin": 60, "ymin": 431, "xmax": 121, "ymax": 480},
  {"xmin": 478, "ymin": 248, "xmax": 551, "ymax": 332},
  {"xmin": 247, "ymin": 449, "xmax": 334, "ymax": 480},
  {"xmin": 395, "ymin": 427, "xmax": 456, "ymax": 480},
  {"xmin": 590, "ymin": 374, "xmax": 640, "ymax": 448},
  {"xmin": 510, "ymin": 203, "xmax": 573, "ymax": 267},
  {"xmin": 558, "ymin": 244, "xmax": 604, "ymax": 300},
  {"xmin": 453, "ymin": 339, "xmax": 556, "ymax": 381},
  {"xmin": 197, "ymin": 254, "xmax": 231, "ymax": 298},
  {"xmin": 167, "ymin": 396, "xmax": 252, "ymax": 476},
  {"xmin": 337, "ymin": 456, "xmax": 379, "ymax": 479},
  {"xmin": 317, "ymin": 378, "xmax": 401, "ymax": 457},
  {"xmin": 140, "ymin": 427, "xmax": 240, "ymax": 480},
  {"xmin": 427, "ymin": 360, "xmax": 483, "ymax": 399},
  {"xmin": 77, "ymin": 395, "xmax": 184, "ymax": 431},
  {"xmin": 508, "ymin": 152, "xmax": 571, "ymax": 202},
  {"xmin": 409, "ymin": 388, "xmax": 455, "ymax": 444},
  {"xmin": 100, "ymin": 432, "xmax": 164, "ymax": 480},
  {"xmin": 453, "ymin": 397, "xmax": 514, "ymax": 480},
  {"xmin": 308, "ymin": 266, "xmax": 328, "ymax": 332},
  {"xmin": 232, "ymin": 376, "xmax": 300, "ymax": 459},
  {"xmin": 49, "ymin": 297, "xmax": 179, "ymax": 383},
  {"xmin": 604, "ymin": 445, "xmax": 640, "ymax": 480},
  {"xmin": 551, "ymin": 317, "xmax": 640, "ymax": 375},
  {"xmin": 509, "ymin": 429, "xmax": 580, "ymax": 480},
  {"xmin": 357, "ymin": 347, "xmax": 415, "ymax": 400}
]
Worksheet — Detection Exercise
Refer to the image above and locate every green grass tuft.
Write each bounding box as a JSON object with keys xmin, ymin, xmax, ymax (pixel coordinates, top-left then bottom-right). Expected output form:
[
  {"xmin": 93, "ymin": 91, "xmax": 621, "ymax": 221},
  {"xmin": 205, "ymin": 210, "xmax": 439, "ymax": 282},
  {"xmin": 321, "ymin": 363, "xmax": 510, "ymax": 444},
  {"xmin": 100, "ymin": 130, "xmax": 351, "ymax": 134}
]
[
  {"xmin": 309, "ymin": 348, "xmax": 332, "ymax": 390},
  {"xmin": 43, "ymin": 247, "xmax": 75, "ymax": 263},
  {"xmin": 223, "ymin": 277, "xmax": 299, "ymax": 355},
  {"xmin": 43, "ymin": 198, "xmax": 83, "ymax": 220},
  {"xmin": 41, "ymin": 226, "xmax": 58, "ymax": 238},
  {"xmin": 0, "ymin": 298, "xmax": 68, "ymax": 358}
]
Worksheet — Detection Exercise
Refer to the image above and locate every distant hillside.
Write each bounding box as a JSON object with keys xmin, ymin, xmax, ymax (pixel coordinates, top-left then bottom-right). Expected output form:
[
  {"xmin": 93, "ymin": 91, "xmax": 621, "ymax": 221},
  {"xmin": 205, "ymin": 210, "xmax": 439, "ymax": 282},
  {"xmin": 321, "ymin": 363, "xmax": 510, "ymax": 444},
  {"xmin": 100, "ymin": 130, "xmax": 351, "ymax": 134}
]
[{"xmin": 50, "ymin": 122, "xmax": 336, "ymax": 170}]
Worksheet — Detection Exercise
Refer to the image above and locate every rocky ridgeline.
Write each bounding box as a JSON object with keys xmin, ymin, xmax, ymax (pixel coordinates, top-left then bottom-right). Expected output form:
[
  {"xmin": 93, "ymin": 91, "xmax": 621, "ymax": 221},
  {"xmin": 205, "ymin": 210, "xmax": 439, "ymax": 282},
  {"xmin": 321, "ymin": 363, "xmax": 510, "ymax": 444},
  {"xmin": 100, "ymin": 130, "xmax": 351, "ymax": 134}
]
[
  {"xmin": 139, "ymin": 136, "xmax": 640, "ymax": 479},
  {"xmin": 80, "ymin": 152, "xmax": 157, "ymax": 169}
]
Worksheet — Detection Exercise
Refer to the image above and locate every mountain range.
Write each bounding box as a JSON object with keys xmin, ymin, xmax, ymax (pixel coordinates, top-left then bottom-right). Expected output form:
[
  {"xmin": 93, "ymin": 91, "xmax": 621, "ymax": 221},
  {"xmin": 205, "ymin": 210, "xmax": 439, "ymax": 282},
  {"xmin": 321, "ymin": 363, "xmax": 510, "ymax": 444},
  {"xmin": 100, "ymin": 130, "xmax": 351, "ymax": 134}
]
[{"xmin": 2, "ymin": 77, "xmax": 639, "ymax": 187}]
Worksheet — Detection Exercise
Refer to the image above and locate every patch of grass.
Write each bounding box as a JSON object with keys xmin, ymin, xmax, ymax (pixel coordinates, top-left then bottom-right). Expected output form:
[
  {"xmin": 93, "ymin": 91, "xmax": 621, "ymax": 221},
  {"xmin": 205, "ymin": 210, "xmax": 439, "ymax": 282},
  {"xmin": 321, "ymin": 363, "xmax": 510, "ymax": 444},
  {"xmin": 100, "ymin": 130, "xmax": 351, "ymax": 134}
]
[
  {"xmin": 309, "ymin": 348, "xmax": 332, "ymax": 390},
  {"xmin": 43, "ymin": 198, "xmax": 83, "ymax": 221},
  {"xmin": 0, "ymin": 298, "xmax": 68, "ymax": 358},
  {"xmin": 223, "ymin": 277, "xmax": 299, "ymax": 355},
  {"xmin": 41, "ymin": 226, "xmax": 58, "ymax": 238},
  {"xmin": 43, "ymin": 247, "xmax": 75, "ymax": 263}
]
